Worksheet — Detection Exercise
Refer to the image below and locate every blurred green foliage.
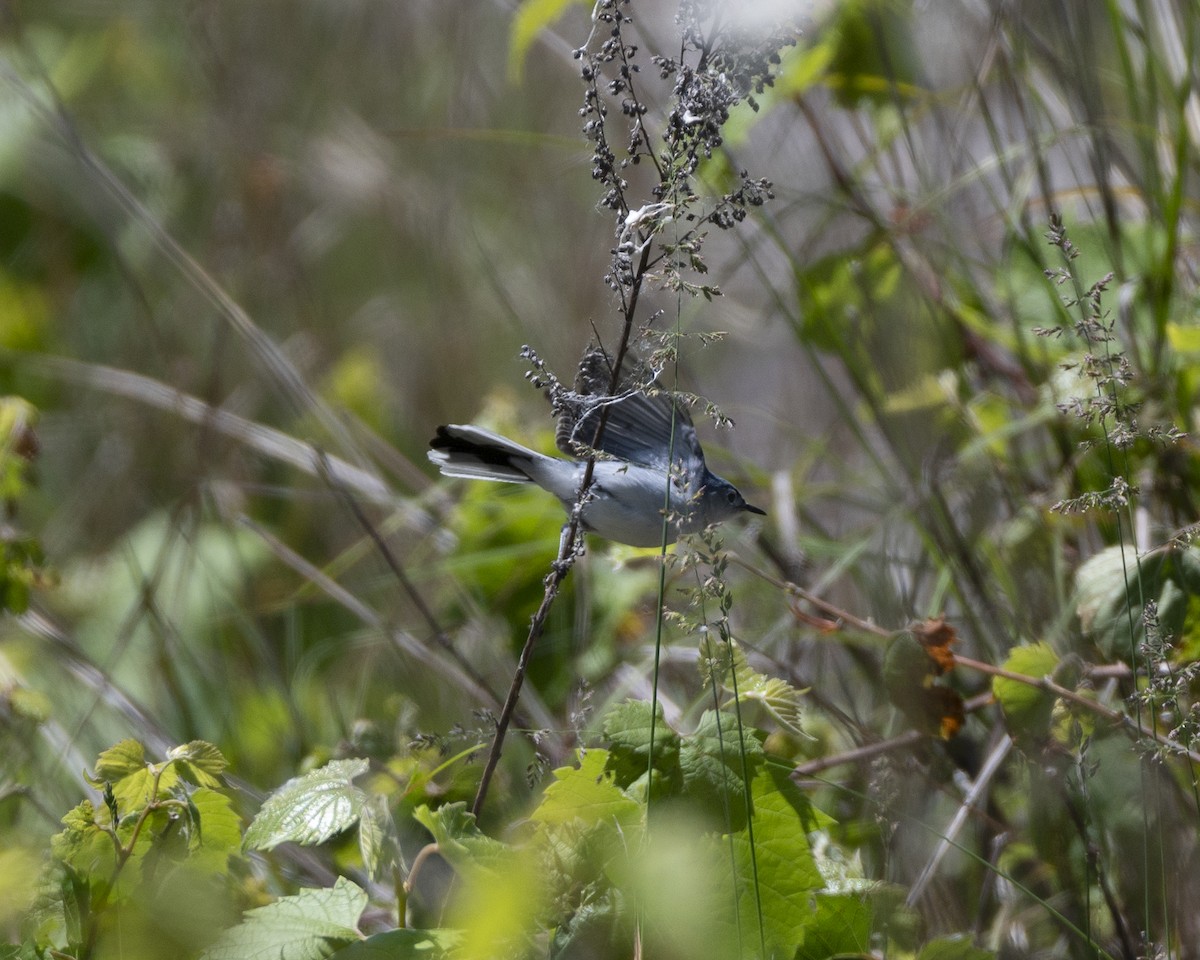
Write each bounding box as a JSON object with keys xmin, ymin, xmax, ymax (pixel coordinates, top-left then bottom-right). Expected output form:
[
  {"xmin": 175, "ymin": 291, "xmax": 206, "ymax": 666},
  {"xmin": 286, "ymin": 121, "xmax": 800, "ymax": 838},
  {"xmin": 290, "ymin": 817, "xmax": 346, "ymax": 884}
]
[{"xmin": 2, "ymin": 0, "xmax": 1200, "ymax": 957}]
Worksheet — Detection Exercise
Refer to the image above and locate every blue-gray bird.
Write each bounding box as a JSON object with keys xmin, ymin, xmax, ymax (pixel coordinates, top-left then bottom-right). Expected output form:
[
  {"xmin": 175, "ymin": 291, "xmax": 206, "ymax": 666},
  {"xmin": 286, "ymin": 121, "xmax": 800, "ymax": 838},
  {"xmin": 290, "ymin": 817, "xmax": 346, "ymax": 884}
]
[{"xmin": 427, "ymin": 349, "xmax": 765, "ymax": 547}]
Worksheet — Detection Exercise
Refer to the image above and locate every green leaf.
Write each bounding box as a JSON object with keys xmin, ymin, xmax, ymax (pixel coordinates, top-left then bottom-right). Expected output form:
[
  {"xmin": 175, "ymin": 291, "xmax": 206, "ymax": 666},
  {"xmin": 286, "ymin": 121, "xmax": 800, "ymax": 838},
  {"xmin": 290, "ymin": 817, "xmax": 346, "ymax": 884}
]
[
  {"xmin": 113, "ymin": 763, "xmax": 179, "ymax": 814},
  {"xmin": 712, "ymin": 642, "xmax": 808, "ymax": 739},
  {"xmin": 94, "ymin": 739, "xmax": 147, "ymax": 781},
  {"xmin": 1074, "ymin": 544, "xmax": 1200, "ymax": 661},
  {"xmin": 775, "ymin": 39, "xmax": 837, "ymax": 97},
  {"xmin": 50, "ymin": 801, "xmax": 115, "ymax": 877},
  {"xmin": 412, "ymin": 803, "xmax": 512, "ymax": 878},
  {"xmin": 546, "ymin": 894, "xmax": 628, "ymax": 960},
  {"xmin": 358, "ymin": 802, "xmax": 382, "ymax": 879},
  {"xmin": 917, "ymin": 934, "xmax": 995, "ymax": 959},
  {"xmin": 826, "ymin": 0, "xmax": 925, "ymax": 107},
  {"xmin": 601, "ymin": 700, "xmax": 680, "ymax": 791},
  {"xmin": 330, "ymin": 928, "xmax": 462, "ymax": 960},
  {"xmin": 718, "ymin": 763, "xmax": 823, "ymax": 957},
  {"xmin": 92, "ymin": 740, "xmax": 181, "ymax": 813},
  {"xmin": 1075, "ymin": 546, "xmax": 1136, "ymax": 635},
  {"xmin": 678, "ymin": 711, "xmax": 764, "ymax": 829},
  {"xmin": 199, "ymin": 876, "xmax": 366, "ymax": 960},
  {"xmin": 171, "ymin": 740, "xmax": 229, "ymax": 788},
  {"xmin": 796, "ymin": 892, "xmax": 872, "ymax": 959},
  {"xmin": 189, "ymin": 787, "xmax": 245, "ymax": 874},
  {"xmin": 244, "ymin": 758, "xmax": 369, "ymax": 851},
  {"xmin": 530, "ymin": 749, "xmax": 642, "ymax": 831},
  {"xmin": 993, "ymin": 643, "xmax": 1060, "ymax": 740}
]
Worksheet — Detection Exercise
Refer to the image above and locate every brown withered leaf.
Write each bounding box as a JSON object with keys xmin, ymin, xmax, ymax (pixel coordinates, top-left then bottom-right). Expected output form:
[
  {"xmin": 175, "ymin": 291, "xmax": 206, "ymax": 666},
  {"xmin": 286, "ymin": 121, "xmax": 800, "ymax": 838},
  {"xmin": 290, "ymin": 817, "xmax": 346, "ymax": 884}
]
[
  {"xmin": 884, "ymin": 629, "xmax": 965, "ymax": 741},
  {"xmin": 928, "ymin": 686, "xmax": 965, "ymax": 739},
  {"xmin": 910, "ymin": 616, "xmax": 958, "ymax": 675}
]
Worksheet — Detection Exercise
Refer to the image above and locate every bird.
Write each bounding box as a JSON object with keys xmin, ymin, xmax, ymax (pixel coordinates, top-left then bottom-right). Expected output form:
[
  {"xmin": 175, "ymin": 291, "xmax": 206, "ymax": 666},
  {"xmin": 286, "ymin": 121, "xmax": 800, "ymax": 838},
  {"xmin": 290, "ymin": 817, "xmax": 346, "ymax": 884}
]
[{"xmin": 427, "ymin": 347, "xmax": 765, "ymax": 547}]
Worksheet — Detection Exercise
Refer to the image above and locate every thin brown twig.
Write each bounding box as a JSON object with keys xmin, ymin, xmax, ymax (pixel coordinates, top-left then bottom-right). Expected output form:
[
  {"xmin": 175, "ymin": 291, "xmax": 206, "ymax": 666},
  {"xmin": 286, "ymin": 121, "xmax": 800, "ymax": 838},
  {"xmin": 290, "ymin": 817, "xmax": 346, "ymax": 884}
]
[
  {"xmin": 731, "ymin": 556, "xmax": 889, "ymax": 636},
  {"xmin": 792, "ymin": 691, "xmax": 994, "ymax": 777},
  {"xmin": 404, "ymin": 842, "xmax": 441, "ymax": 896},
  {"xmin": 736, "ymin": 556, "xmax": 1200, "ymax": 766},
  {"xmin": 792, "ymin": 730, "xmax": 925, "ymax": 777},
  {"xmin": 954, "ymin": 654, "xmax": 1200, "ymax": 766},
  {"xmin": 470, "ymin": 238, "xmax": 655, "ymax": 819}
]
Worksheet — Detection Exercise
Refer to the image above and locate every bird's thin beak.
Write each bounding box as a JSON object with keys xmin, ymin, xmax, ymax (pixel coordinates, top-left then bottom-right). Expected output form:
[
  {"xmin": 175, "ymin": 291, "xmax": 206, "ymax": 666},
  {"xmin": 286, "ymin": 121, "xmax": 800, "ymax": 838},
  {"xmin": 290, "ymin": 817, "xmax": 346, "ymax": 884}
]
[{"xmin": 743, "ymin": 503, "xmax": 767, "ymax": 516}]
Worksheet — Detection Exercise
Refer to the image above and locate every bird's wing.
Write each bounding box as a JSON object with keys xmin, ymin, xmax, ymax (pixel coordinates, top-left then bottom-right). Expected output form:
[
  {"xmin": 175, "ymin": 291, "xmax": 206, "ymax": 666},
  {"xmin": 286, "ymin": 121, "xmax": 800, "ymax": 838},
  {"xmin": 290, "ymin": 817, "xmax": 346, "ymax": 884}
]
[{"xmin": 554, "ymin": 346, "xmax": 703, "ymax": 470}]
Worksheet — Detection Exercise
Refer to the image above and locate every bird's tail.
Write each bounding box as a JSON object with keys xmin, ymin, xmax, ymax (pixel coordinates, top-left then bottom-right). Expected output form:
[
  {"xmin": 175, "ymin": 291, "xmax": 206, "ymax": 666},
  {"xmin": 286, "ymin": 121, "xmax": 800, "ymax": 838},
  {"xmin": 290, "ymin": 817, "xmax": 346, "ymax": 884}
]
[{"xmin": 427, "ymin": 424, "xmax": 542, "ymax": 483}]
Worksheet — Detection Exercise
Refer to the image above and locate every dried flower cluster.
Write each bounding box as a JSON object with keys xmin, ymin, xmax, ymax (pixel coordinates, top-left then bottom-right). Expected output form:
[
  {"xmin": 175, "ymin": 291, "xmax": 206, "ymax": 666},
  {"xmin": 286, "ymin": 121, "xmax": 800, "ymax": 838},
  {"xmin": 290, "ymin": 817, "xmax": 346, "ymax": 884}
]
[{"xmin": 576, "ymin": 0, "xmax": 796, "ymax": 305}]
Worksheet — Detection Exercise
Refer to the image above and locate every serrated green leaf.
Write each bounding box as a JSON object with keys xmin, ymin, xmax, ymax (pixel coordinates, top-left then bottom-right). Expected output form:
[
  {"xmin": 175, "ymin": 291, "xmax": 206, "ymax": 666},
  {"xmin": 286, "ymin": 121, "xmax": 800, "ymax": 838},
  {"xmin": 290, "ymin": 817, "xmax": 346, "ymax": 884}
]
[
  {"xmin": 189, "ymin": 787, "xmax": 244, "ymax": 874},
  {"xmin": 50, "ymin": 801, "xmax": 115, "ymax": 876},
  {"xmin": 330, "ymin": 928, "xmax": 462, "ymax": 960},
  {"xmin": 94, "ymin": 738, "xmax": 183, "ymax": 813},
  {"xmin": 601, "ymin": 700, "xmax": 680, "ymax": 791},
  {"xmin": 94, "ymin": 739, "xmax": 146, "ymax": 781},
  {"xmin": 112, "ymin": 763, "xmax": 179, "ymax": 815},
  {"xmin": 714, "ymin": 642, "xmax": 808, "ymax": 738},
  {"xmin": 717, "ymin": 763, "xmax": 823, "ymax": 957},
  {"xmin": 358, "ymin": 802, "xmax": 382, "ymax": 879},
  {"xmin": 59, "ymin": 799, "xmax": 98, "ymax": 833},
  {"xmin": 678, "ymin": 710, "xmax": 764, "ymax": 829},
  {"xmin": 546, "ymin": 893, "xmax": 627, "ymax": 960},
  {"xmin": 529, "ymin": 749, "xmax": 641, "ymax": 831},
  {"xmin": 200, "ymin": 876, "xmax": 366, "ymax": 960},
  {"xmin": 244, "ymin": 759, "xmax": 369, "ymax": 851},
  {"xmin": 171, "ymin": 740, "xmax": 229, "ymax": 787},
  {"xmin": 796, "ymin": 892, "xmax": 872, "ymax": 959},
  {"xmin": 0, "ymin": 942, "xmax": 38, "ymax": 960},
  {"xmin": 412, "ymin": 803, "xmax": 512, "ymax": 878},
  {"xmin": 993, "ymin": 643, "xmax": 1059, "ymax": 739}
]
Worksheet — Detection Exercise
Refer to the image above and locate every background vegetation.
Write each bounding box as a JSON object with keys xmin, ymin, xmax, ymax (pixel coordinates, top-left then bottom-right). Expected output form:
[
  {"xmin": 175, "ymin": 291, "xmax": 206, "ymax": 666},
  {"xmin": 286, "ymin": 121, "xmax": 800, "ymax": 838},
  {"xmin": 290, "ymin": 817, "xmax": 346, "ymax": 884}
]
[{"xmin": 2, "ymin": 0, "xmax": 1199, "ymax": 958}]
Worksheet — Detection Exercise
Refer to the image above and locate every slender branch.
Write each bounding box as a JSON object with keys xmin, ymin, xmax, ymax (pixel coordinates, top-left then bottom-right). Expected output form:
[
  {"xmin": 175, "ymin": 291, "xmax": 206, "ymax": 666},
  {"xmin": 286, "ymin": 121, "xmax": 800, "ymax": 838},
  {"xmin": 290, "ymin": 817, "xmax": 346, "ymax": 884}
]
[
  {"xmin": 792, "ymin": 691, "xmax": 993, "ymax": 777},
  {"xmin": 471, "ymin": 5, "xmax": 793, "ymax": 816},
  {"xmin": 731, "ymin": 556, "xmax": 890, "ymax": 637},
  {"xmin": 403, "ymin": 842, "xmax": 441, "ymax": 896},
  {"xmin": 471, "ymin": 238, "xmax": 655, "ymax": 819},
  {"xmin": 954, "ymin": 654, "xmax": 1200, "ymax": 766},
  {"xmin": 737, "ymin": 556, "xmax": 1200, "ymax": 766}
]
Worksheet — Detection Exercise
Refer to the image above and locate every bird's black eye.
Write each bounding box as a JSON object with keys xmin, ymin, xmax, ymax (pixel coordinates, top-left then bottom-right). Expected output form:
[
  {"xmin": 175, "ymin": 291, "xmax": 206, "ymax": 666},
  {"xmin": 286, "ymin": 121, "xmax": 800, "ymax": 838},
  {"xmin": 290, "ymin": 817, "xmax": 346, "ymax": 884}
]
[{"xmin": 726, "ymin": 489, "xmax": 739, "ymax": 504}]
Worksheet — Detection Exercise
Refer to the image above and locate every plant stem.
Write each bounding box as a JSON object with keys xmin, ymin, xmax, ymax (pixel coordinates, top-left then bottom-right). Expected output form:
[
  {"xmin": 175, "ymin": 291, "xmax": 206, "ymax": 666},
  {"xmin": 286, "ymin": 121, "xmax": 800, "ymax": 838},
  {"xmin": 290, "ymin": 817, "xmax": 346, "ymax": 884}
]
[{"xmin": 471, "ymin": 240, "xmax": 654, "ymax": 819}]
